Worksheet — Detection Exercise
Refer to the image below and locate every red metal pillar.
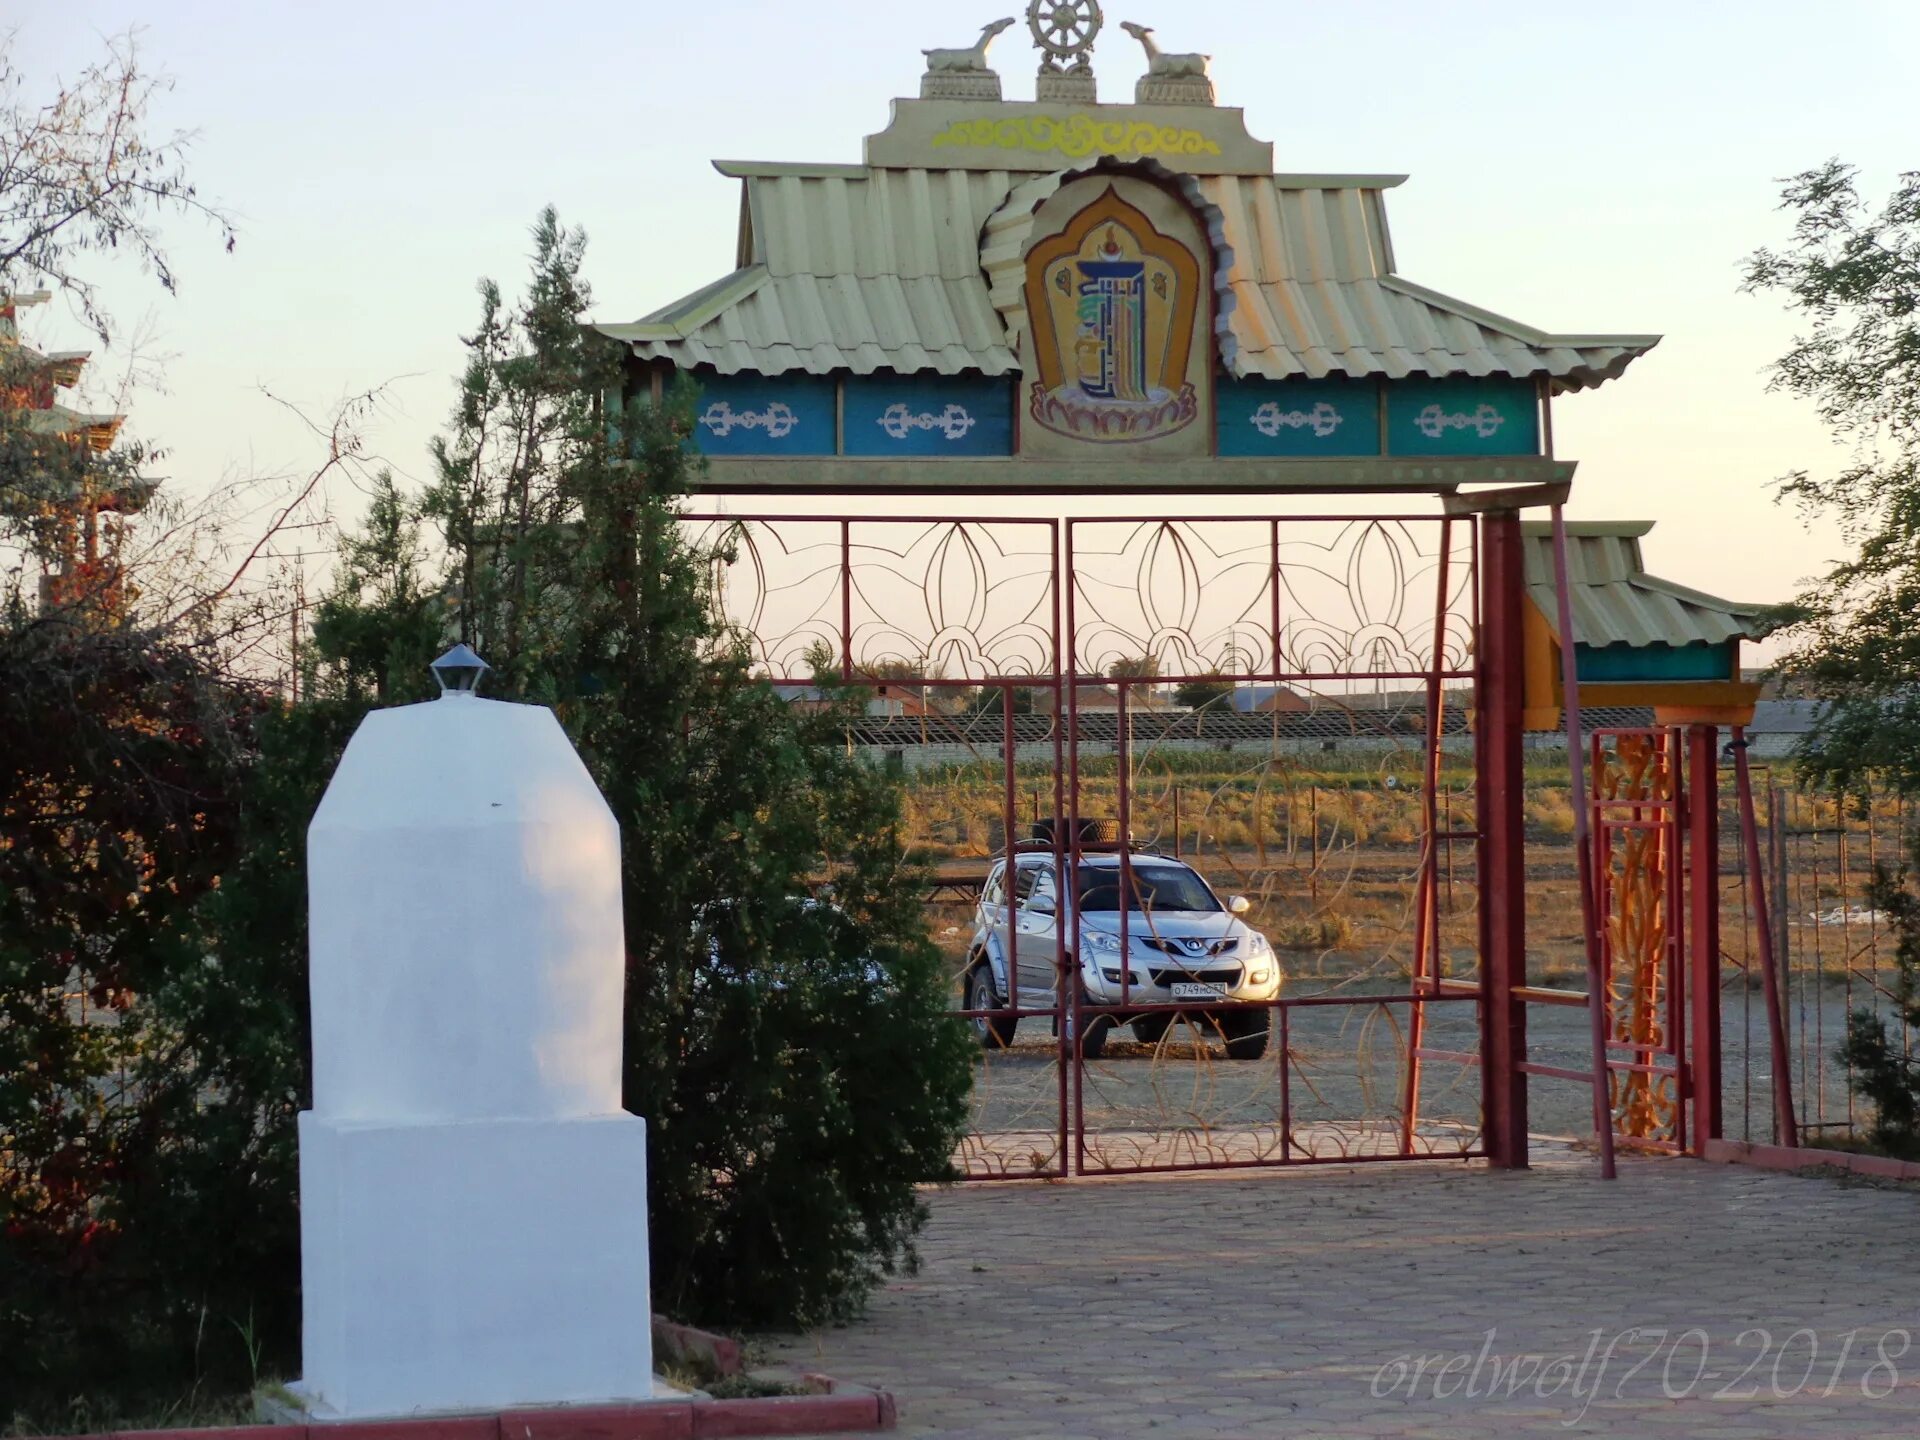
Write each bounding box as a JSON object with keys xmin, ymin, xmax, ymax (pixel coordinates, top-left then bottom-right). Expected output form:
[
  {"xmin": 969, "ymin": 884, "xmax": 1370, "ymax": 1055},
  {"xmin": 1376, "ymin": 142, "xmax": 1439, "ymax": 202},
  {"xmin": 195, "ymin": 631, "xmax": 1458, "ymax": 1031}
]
[
  {"xmin": 1733, "ymin": 727, "xmax": 1798, "ymax": 1147},
  {"xmin": 1549, "ymin": 506, "xmax": 1616, "ymax": 1179},
  {"xmin": 1686, "ymin": 724, "xmax": 1724, "ymax": 1152},
  {"xmin": 1477, "ymin": 514, "xmax": 1528, "ymax": 1168},
  {"xmin": 1400, "ymin": 519, "xmax": 1453, "ymax": 1154}
]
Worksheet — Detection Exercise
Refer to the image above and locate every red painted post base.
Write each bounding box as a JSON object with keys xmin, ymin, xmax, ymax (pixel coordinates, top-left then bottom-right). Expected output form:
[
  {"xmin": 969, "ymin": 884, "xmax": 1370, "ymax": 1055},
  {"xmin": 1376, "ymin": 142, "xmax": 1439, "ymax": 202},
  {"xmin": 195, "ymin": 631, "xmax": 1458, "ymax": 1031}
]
[{"xmin": 93, "ymin": 1387, "xmax": 896, "ymax": 1440}]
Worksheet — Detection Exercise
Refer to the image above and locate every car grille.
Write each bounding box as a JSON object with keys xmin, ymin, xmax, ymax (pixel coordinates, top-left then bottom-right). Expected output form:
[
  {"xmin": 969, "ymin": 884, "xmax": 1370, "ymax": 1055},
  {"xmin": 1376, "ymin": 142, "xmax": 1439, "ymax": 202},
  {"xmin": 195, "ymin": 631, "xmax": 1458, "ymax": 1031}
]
[
  {"xmin": 1140, "ymin": 936, "xmax": 1239, "ymax": 957},
  {"xmin": 1148, "ymin": 966, "xmax": 1243, "ymax": 987}
]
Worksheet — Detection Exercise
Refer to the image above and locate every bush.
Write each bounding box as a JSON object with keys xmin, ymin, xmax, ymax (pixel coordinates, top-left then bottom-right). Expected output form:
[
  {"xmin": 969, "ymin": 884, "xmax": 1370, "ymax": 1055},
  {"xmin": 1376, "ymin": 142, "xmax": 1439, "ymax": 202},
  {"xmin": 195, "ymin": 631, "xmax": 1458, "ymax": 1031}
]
[
  {"xmin": 1274, "ymin": 913, "xmax": 1353, "ymax": 953},
  {"xmin": 409, "ymin": 213, "xmax": 975, "ymax": 1328},
  {"xmin": 1524, "ymin": 791, "xmax": 1577, "ymax": 837},
  {"xmin": 0, "ymin": 623, "xmax": 290, "ymax": 1418}
]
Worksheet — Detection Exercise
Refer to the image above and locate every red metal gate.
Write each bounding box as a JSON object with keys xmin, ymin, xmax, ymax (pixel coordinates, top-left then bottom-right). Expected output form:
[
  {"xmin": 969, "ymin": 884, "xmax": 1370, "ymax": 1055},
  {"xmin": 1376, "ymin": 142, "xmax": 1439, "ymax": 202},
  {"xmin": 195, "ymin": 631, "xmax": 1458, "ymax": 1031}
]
[{"xmin": 685, "ymin": 509, "xmax": 1528, "ymax": 1179}]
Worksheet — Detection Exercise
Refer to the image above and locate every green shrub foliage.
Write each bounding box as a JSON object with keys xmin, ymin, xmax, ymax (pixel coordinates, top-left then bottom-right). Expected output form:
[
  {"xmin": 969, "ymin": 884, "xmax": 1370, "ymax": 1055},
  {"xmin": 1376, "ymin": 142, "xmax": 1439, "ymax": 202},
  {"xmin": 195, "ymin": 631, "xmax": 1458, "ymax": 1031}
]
[
  {"xmin": 415, "ymin": 210, "xmax": 973, "ymax": 1327},
  {"xmin": 0, "ymin": 623, "xmax": 289, "ymax": 1415},
  {"xmin": 1742, "ymin": 164, "xmax": 1920, "ymax": 1148},
  {"xmin": 0, "ymin": 211, "xmax": 971, "ymax": 1421}
]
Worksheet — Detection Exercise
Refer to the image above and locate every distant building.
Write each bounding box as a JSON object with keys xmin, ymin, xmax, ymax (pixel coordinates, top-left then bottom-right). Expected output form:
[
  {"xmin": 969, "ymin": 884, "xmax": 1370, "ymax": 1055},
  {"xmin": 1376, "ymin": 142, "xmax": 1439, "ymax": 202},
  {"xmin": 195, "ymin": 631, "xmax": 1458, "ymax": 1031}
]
[
  {"xmin": 770, "ymin": 682, "xmax": 934, "ymax": 718},
  {"xmin": 871, "ymin": 684, "xmax": 935, "ymax": 718},
  {"xmin": 1229, "ymin": 684, "xmax": 1310, "ymax": 714},
  {"xmin": 1742, "ymin": 699, "xmax": 1820, "ymax": 760},
  {"xmin": 1742, "ymin": 670, "xmax": 1814, "ymax": 702},
  {"xmin": 2, "ymin": 291, "xmax": 147, "ymax": 621},
  {"xmin": 1070, "ymin": 684, "xmax": 1175, "ymax": 712}
]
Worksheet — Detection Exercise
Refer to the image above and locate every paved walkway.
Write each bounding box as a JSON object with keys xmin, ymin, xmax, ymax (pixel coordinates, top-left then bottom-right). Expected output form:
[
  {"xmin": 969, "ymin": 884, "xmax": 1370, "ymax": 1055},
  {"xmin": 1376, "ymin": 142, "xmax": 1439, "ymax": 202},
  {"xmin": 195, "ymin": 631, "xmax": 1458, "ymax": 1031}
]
[{"xmin": 765, "ymin": 1148, "xmax": 1920, "ymax": 1437}]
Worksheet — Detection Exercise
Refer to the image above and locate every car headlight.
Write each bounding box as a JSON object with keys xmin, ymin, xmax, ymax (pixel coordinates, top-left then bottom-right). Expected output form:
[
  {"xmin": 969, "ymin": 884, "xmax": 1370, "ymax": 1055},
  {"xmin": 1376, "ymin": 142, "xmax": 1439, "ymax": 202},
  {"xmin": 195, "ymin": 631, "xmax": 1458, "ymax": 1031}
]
[
  {"xmin": 1244, "ymin": 931, "xmax": 1272, "ymax": 958},
  {"xmin": 1082, "ymin": 929, "xmax": 1123, "ymax": 953}
]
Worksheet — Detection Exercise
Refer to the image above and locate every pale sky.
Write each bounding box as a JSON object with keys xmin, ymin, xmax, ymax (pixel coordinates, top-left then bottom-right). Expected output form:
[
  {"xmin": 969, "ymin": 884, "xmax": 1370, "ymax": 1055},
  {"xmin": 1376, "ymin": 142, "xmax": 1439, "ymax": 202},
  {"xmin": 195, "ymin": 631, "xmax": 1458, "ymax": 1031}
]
[{"xmin": 13, "ymin": 0, "xmax": 1919, "ymax": 624}]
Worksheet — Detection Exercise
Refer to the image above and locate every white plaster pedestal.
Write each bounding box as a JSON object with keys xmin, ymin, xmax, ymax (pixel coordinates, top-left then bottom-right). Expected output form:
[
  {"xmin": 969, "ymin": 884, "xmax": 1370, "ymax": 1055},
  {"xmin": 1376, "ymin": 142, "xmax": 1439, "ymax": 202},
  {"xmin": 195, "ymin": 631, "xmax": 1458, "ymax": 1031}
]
[
  {"xmin": 293, "ymin": 661, "xmax": 653, "ymax": 1420},
  {"xmin": 296, "ymin": 1114, "xmax": 650, "ymax": 1419}
]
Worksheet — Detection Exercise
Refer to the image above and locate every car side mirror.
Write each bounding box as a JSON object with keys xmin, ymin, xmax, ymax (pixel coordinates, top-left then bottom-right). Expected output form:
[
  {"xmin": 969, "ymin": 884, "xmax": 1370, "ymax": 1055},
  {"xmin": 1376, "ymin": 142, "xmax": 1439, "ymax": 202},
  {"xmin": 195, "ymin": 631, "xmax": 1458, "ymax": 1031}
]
[
  {"xmin": 1228, "ymin": 895, "xmax": 1252, "ymax": 917},
  {"xmin": 1028, "ymin": 894, "xmax": 1057, "ymax": 916}
]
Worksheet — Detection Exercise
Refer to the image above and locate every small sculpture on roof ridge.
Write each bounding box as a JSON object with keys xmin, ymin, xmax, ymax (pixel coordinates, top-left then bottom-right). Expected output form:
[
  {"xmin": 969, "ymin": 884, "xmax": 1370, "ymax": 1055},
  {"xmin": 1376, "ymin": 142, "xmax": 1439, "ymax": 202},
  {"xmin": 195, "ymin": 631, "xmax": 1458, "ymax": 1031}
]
[
  {"xmin": 921, "ymin": 17, "xmax": 1016, "ymax": 101},
  {"xmin": 1029, "ymin": 0, "xmax": 1102, "ymax": 103},
  {"xmin": 1120, "ymin": 21, "xmax": 1216, "ymax": 106}
]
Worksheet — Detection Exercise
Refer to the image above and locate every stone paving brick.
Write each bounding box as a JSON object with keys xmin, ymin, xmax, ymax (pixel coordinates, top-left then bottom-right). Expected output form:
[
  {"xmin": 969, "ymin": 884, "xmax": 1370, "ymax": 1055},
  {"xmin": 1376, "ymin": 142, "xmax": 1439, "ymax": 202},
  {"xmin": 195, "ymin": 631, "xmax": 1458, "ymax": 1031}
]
[{"xmin": 761, "ymin": 1148, "xmax": 1920, "ymax": 1436}]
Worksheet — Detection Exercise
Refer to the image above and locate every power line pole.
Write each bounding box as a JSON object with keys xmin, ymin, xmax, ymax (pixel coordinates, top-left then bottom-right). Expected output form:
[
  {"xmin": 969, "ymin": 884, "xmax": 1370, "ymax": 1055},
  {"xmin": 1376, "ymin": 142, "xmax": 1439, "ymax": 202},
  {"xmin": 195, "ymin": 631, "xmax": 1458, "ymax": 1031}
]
[{"xmin": 290, "ymin": 564, "xmax": 306, "ymax": 704}]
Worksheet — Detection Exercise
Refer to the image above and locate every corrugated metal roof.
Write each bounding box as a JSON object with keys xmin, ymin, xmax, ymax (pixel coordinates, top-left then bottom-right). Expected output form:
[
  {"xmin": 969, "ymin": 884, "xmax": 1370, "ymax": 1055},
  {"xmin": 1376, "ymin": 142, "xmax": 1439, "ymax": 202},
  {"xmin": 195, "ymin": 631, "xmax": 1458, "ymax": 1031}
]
[
  {"xmin": 602, "ymin": 168, "xmax": 1019, "ymax": 376},
  {"xmin": 599, "ymin": 162, "xmax": 1658, "ymax": 389},
  {"xmin": 1520, "ymin": 522, "xmax": 1773, "ymax": 648},
  {"xmin": 1207, "ymin": 177, "xmax": 1655, "ymax": 391},
  {"xmin": 601, "ymin": 267, "xmax": 1016, "ymax": 376}
]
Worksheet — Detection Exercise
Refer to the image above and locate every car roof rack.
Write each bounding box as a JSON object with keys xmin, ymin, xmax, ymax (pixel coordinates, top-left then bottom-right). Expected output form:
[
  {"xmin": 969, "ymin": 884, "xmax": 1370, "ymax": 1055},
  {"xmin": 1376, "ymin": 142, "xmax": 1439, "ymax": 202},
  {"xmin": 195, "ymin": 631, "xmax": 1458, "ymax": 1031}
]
[{"xmin": 1000, "ymin": 839, "xmax": 1167, "ymax": 859}]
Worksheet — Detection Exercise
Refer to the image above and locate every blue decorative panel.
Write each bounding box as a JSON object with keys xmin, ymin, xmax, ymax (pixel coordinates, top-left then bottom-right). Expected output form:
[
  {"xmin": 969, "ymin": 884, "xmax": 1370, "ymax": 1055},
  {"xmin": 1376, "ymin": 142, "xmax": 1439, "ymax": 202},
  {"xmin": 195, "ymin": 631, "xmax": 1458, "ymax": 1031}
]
[
  {"xmin": 689, "ymin": 374, "xmax": 836, "ymax": 457},
  {"xmin": 1576, "ymin": 642, "xmax": 1735, "ymax": 684},
  {"xmin": 1387, "ymin": 379, "xmax": 1540, "ymax": 457},
  {"xmin": 843, "ymin": 375, "xmax": 1013, "ymax": 457},
  {"xmin": 1216, "ymin": 378, "xmax": 1380, "ymax": 457}
]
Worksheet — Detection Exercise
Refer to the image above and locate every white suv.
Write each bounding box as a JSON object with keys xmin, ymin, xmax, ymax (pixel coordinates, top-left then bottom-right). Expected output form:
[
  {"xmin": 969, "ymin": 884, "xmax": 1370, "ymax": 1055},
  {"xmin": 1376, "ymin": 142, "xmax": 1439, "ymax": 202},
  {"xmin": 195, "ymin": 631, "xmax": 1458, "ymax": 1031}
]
[{"xmin": 962, "ymin": 847, "xmax": 1280, "ymax": 1059}]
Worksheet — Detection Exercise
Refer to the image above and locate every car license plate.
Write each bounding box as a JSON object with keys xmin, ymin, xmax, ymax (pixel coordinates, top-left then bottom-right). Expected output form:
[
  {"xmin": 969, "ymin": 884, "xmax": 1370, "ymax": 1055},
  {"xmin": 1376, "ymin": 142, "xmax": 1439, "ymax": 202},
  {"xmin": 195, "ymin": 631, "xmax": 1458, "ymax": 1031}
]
[{"xmin": 1171, "ymin": 981, "xmax": 1226, "ymax": 1000}]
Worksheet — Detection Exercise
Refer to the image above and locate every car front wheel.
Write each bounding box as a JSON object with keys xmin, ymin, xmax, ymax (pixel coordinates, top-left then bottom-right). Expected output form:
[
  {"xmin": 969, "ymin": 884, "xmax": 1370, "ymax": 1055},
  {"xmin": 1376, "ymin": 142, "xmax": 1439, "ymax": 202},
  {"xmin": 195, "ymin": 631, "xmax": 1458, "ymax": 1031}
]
[
  {"xmin": 1219, "ymin": 1006, "xmax": 1271, "ymax": 1061},
  {"xmin": 967, "ymin": 963, "xmax": 1018, "ymax": 1050},
  {"xmin": 1131, "ymin": 1011, "xmax": 1172, "ymax": 1045},
  {"xmin": 1069, "ymin": 991, "xmax": 1112, "ymax": 1059}
]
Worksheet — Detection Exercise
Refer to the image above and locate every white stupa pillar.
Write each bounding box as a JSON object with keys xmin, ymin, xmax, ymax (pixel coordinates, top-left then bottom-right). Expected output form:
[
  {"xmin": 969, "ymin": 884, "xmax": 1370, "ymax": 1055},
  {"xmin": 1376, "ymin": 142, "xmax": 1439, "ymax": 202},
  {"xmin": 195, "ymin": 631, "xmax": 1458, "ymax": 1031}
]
[{"xmin": 294, "ymin": 647, "xmax": 652, "ymax": 1419}]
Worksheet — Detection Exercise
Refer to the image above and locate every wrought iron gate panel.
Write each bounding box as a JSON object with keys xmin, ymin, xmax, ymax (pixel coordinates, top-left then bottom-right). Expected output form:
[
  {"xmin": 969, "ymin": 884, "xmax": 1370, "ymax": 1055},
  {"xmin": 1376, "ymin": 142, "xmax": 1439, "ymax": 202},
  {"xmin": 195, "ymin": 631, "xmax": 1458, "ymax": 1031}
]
[
  {"xmin": 684, "ymin": 511, "xmax": 1491, "ymax": 1179},
  {"xmin": 686, "ymin": 515, "xmax": 1063, "ymax": 681},
  {"xmin": 1067, "ymin": 516, "xmax": 1484, "ymax": 1175}
]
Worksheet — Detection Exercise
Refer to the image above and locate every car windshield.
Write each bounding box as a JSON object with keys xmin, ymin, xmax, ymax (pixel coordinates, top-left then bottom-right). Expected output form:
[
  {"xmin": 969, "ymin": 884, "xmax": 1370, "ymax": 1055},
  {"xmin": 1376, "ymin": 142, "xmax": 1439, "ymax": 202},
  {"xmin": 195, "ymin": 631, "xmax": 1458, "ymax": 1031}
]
[{"xmin": 1075, "ymin": 864, "xmax": 1219, "ymax": 914}]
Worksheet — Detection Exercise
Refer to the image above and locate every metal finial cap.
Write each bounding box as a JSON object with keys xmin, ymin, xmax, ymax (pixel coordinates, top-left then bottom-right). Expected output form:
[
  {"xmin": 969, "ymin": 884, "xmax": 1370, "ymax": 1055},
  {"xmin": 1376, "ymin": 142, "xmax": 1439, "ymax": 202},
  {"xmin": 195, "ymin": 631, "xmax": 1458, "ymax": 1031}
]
[{"xmin": 431, "ymin": 644, "xmax": 490, "ymax": 697}]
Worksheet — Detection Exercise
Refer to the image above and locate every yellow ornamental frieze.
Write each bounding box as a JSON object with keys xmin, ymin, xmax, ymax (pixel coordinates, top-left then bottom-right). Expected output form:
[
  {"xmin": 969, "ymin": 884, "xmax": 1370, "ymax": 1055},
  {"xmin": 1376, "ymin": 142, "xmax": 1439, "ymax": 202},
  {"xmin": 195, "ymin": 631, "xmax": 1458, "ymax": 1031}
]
[{"xmin": 930, "ymin": 114, "xmax": 1223, "ymax": 160}]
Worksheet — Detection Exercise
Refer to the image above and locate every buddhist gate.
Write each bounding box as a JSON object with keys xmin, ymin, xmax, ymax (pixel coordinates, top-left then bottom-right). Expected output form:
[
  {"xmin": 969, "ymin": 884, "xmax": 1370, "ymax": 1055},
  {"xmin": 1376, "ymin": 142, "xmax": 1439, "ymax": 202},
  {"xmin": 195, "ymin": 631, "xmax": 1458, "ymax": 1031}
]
[{"xmin": 593, "ymin": 2, "xmax": 1779, "ymax": 1178}]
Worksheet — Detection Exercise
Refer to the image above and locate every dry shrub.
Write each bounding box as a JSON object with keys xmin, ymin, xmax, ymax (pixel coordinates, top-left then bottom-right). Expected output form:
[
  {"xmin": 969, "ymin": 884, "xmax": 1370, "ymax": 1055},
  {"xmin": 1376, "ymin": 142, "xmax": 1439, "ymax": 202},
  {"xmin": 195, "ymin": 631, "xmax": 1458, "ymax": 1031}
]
[{"xmin": 1526, "ymin": 791, "xmax": 1577, "ymax": 836}]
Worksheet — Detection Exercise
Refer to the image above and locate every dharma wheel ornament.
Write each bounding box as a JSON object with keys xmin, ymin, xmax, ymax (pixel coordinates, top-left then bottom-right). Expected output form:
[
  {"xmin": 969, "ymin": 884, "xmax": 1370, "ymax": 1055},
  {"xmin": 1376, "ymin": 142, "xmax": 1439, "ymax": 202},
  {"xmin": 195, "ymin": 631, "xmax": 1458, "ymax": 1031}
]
[{"xmin": 1029, "ymin": 0, "xmax": 1101, "ymax": 102}]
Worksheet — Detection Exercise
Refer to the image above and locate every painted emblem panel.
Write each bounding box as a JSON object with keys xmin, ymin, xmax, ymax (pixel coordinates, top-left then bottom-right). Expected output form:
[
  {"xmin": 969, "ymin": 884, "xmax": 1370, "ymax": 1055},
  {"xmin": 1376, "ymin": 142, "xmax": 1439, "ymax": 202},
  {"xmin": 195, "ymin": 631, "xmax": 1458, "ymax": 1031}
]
[
  {"xmin": 1386, "ymin": 378, "xmax": 1540, "ymax": 457},
  {"xmin": 843, "ymin": 375, "xmax": 1014, "ymax": 457},
  {"xmin": 1019, "ymin": 178, "xmax": 1211, "ymax": 458},
  {"xmin": 691, "ymin": 374, "xmax": 836, "ymax": 457},
  {"xmin": 1217, "ymin": 378, "xmax": 1381, "ymax": 458},
  {"xmin": 864, "ymin": 98, "xmax": 1277, "ymax": 175}
]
